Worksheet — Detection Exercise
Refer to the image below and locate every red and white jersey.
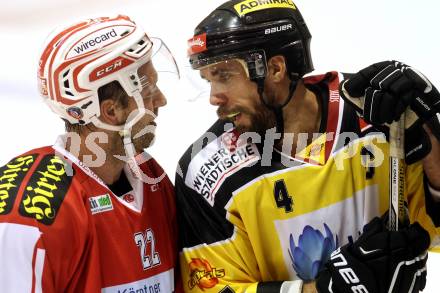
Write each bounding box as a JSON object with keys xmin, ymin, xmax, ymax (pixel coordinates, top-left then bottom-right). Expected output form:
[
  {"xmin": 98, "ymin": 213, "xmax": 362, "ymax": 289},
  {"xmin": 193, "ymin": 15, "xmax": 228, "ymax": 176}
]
[{"xmin": 0, "ymin": 145, "xmax": 181, "ymax": 293}]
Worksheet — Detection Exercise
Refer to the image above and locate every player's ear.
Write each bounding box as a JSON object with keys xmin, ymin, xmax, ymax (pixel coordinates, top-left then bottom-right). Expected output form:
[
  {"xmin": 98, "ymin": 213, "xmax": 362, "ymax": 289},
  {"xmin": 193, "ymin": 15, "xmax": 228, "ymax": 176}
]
[
  {"xmin": 264, "ymin": 55, "xmax": 291, "ymax": 103},
  {"xmin": 100, "ymin": 99, "xmax": 125, "ymax": 125},
  {"xmin": 266, "ymin": 55, "xmax": 287, "ymax": 84}
]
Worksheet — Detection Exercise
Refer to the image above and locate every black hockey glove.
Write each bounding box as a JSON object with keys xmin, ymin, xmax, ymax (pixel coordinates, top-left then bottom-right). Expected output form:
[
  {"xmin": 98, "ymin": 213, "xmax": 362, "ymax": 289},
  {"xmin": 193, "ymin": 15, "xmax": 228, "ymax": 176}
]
[
  {"xmin": 340, "ymin": 60, "xmax": 440, "ymax": 163},
  {"xmin": 316, "ymin": 217, "xmax": 430, "ymax": 293}
]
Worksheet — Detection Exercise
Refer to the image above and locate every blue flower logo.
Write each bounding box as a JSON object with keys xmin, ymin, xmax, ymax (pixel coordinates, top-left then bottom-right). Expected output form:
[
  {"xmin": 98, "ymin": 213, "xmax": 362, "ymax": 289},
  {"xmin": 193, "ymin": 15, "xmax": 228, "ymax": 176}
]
[{"xmin": 288, "ymin": 223, "xmax": 338, "ymax": 281}]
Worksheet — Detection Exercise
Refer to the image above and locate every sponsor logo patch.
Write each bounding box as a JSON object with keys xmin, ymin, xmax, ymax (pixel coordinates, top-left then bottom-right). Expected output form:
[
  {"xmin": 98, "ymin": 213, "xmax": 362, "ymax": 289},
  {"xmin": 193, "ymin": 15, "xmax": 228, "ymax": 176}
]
[
  {"xmin": 66, "ymin": 25, "xmax": 134, "ymax": 59},
  {"xmin": 234, "ymin": 0, "xmax": 296, "ymax": 16},
  {"xmin": 188, "ymin": 258, "xmax": 225, "ymax": 290},
  {"xmin": 187, "ymin": 33, "xmax": 207, "ymax": 55},
  {"xmin": 220, "ymin": 129, "xmax": 241, "ymax": 152},
  {"xmin": 150, "ymin": 183, "xmax": 159, "ymax": 192},
  {"xmin": 67, "ymin": 107, "xmax": 83, "ymax": 120},
  {"xmin": 0, "ymin": 155, "xmax": 36, "ymax": 215},
  {"xmin": 19, "ymin": 155, "xmax": 73, "ymax": 225},
  {"xmin": 37, "ymin": 76, "xmax": 48, "ymax": 96},
  {"xmin": 264, "ymin": 23, "xmax": 293, "ymax": 35},
  {"xmin": 185, "ymin": 131, "xmax": 260, "ymax": 206},
  {"xmin": 122, "ymin": 193, "xmax": 134, "ymax": 203},
  {"xmin": 274, "ymin": 186, "xmax": 380, "ymax": 279},
  {"xmin": 101, "ymin": 269, "xmax": 174, "ymax": 293},
  {"xmin": 89, "ymin": 193, "xmax": 113, "ymax": 214}
]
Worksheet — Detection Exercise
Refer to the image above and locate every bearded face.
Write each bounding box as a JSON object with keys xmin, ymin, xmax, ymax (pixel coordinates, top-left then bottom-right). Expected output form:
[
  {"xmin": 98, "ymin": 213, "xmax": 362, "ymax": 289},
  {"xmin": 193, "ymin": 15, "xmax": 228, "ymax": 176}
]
[{"xmin": 200, "ymin": 59, "xmax": 277, "ymax": 134}]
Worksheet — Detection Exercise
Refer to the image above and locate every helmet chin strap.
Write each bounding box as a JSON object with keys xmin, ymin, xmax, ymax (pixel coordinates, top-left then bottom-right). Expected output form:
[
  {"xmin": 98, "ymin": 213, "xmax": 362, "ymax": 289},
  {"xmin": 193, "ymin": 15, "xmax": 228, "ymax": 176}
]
[
  {"xmin": 256, "ymin": 76, "xmax": 299, "ymax": 138},
  {"xmin": 91, "ymin": 91, "xmax": 146, "ymax": 165},
  {"xmin": 90, "ymin": 91, "xmax": 162, "ymax": 184}
]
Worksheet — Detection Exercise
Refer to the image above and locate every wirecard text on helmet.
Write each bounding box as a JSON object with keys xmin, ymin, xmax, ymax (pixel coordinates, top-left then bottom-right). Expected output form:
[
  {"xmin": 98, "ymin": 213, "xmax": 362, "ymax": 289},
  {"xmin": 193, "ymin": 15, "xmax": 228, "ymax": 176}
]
[{"xmin": 73, "ymin": 29, "xmax": 118, "ymax": 55}]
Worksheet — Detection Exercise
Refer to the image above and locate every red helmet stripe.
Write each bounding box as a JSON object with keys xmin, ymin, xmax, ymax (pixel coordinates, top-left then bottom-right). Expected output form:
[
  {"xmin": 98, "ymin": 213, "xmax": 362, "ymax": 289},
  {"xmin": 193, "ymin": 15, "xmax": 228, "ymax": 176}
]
[
  {"xmin": 38, "ymin": 20, "xmax": 88, "ymax": 79},
  {"xmin": 47, "ymin": 21, "xmax": 96, "ymax": 101}
]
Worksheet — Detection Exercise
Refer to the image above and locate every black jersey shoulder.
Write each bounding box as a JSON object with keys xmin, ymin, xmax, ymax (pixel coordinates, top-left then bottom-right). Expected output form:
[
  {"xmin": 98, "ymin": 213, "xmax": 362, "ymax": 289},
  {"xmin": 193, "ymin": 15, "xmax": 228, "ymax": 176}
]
[
  {"xmin": 18, "ymin": 150, "xmax": 75, "ymax": 225},
  {"xmin": 0, "ymin": 147, "xmax": 76, "ymax": 225},
  {"xmin": 176, "ymin": 120, "xmax": 287, "ymax": 247},
  {"xmin": 0, "ymin": 154, "xmax": 38, "ymax": 216}
]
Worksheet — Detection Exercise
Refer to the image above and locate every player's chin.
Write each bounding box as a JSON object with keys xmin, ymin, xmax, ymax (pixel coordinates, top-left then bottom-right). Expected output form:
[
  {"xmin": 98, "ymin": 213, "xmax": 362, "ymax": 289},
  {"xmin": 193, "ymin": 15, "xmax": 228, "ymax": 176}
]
[
  {"xmin": 235, "ymin": 116, "xmax": 259, "ymax": 134},
  {"xmin": 134, "ymin": 133, "xmax": 156, "ymax": 152},
  {"xmin": 233, "ymin": 123, "xmax": 255, "ymax": 134}
]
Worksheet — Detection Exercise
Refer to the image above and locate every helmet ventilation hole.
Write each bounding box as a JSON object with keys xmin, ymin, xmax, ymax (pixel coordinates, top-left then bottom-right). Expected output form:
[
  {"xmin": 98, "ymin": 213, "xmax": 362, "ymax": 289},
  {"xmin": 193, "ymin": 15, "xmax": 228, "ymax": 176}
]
[{"xmin": 126, "ymin": 36, "xmax": 150, "ymax": 57}]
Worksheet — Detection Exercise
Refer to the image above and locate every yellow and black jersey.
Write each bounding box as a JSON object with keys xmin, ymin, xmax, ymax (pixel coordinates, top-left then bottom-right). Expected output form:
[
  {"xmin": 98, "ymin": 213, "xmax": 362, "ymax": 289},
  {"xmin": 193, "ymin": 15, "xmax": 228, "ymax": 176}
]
[{"xmin": 175, "ymin": 72, "xmax": 440, "ymax": 293}]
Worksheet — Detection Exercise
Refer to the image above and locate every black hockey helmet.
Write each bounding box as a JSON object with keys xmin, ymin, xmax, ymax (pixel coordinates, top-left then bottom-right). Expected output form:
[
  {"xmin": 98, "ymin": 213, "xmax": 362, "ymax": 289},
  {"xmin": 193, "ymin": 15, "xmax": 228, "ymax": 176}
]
[{"xmin": 187, "ymin": 0, "xmax": 314, "ymax": 83}]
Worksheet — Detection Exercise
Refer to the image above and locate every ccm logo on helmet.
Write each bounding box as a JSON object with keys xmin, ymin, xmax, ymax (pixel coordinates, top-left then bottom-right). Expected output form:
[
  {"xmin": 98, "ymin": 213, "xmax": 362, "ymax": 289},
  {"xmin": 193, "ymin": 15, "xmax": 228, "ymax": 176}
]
[
  {"xmin": 264, "ymin": 24, "xmax": 293, "ymax": 35},
  {"xmin": 97, "ymin": 59, "xmax": 122, "ymax": 77},
  {"xmin": 330, "ymin": 248, "xmax": 370, "ymax": 292},
  {"xmin": 89, "ymin": 57, "xmax": 134, "ymax": 81}
]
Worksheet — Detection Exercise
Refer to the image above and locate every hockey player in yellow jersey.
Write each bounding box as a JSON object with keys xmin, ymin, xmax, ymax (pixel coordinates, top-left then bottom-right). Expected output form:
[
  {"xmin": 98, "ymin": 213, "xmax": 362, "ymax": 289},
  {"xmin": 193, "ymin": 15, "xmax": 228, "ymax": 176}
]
[{"xmin": 176, "ymin": 0, "xmax": 440, "ymax": 292}]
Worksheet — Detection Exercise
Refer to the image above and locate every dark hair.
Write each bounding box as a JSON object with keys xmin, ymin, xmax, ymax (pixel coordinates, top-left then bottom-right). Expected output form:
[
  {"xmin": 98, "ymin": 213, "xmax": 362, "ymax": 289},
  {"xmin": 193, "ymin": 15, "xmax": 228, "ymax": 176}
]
[{"xmin": 64, "ymin": 80, "xmax": 129, "ymax": 133}]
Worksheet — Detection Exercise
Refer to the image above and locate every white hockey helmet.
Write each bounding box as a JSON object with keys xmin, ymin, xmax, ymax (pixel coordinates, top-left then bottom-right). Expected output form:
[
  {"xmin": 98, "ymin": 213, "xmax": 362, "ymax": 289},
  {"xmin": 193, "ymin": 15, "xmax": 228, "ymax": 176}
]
[{"xmin": 38, "ymin": 15, "xmax": 172, "ymax": 130}]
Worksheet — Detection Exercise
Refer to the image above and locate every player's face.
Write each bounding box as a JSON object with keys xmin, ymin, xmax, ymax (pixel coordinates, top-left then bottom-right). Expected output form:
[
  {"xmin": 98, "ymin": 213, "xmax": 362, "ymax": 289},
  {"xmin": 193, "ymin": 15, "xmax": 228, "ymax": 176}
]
[
  {"xmin": 199, "ymin": 59, "xmax": 276, "ymax": 134},
  {"xmin": 127, "ymin": 62, "xmax": 167, "ymax": 151}
]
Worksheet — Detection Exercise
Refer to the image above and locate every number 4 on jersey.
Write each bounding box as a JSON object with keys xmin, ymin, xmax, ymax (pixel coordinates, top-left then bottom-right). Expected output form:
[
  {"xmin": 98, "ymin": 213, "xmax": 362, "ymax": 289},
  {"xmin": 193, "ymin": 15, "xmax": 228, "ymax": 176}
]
[
  {"xmin": 134, "ymin": 228, "xmax": 161, "ymax": 270},
  {"xmin": 274, "ymin": 179, "xmax": 293, "ymax": 213}
]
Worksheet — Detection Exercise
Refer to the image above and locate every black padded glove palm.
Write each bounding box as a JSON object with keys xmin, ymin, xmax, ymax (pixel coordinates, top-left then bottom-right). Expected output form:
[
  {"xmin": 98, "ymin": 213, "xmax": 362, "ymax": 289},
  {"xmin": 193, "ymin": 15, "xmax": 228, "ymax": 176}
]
[{"xmin": 316, "ymin": 217, "xmax": 430, "ymax": 293}]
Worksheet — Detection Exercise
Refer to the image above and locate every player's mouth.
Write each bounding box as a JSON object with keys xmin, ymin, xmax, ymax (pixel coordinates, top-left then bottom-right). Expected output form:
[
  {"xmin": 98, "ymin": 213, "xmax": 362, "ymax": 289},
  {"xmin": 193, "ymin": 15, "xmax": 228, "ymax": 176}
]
[{"xmin": 226, "ymin": 111, "xmax": 241, "ymax": 122}]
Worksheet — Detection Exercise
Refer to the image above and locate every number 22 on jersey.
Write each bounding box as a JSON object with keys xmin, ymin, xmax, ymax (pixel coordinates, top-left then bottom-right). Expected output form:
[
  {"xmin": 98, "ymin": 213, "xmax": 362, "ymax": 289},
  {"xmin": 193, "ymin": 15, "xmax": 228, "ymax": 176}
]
[{"xmin": 134, "ymin": 228, "xmax": 161, "ymax": 270}]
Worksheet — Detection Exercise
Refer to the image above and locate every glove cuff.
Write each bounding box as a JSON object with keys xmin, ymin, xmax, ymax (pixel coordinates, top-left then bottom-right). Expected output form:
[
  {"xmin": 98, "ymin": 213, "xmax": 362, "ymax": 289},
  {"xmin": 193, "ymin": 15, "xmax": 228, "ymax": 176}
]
[
  {"xmin": 405, "ymin": 121, "xmax": 432, "ymax": 164},
  {"xmin": 280, "ymin": 280, "xmax": 304, "ymax": 293}
]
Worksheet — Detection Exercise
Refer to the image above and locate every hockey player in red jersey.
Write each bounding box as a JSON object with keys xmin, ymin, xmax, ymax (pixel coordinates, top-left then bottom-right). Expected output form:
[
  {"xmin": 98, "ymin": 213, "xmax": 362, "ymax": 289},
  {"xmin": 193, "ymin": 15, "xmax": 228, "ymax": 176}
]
[
  {"xmin": 0, "ymin": 15, "xmax": 182, "ymax": 292},
  {"xmin": 176, "ymin": 1, "xmax": 440, "ymax": 292}
]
